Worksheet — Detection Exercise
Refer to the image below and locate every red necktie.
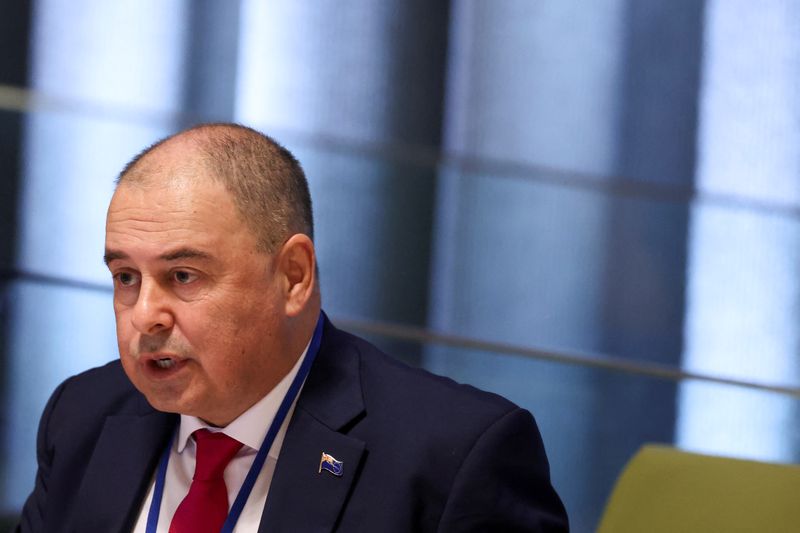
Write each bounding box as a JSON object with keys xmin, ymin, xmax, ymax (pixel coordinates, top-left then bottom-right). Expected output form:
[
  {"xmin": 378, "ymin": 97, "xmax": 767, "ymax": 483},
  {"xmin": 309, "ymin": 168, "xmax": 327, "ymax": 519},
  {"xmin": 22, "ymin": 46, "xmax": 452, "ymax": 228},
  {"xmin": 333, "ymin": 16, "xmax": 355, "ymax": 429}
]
[{"xmin": 169, "ymin": 429, "xmax": 243, "ymax": 533}]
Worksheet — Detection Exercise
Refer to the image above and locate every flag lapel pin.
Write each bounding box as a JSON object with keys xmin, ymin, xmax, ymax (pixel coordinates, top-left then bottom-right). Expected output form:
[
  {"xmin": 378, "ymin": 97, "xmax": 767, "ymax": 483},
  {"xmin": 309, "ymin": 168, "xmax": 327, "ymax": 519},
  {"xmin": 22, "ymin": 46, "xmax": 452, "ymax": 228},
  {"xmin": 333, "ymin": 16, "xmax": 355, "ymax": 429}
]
[{"xmin": 319, "ymin": 452, "xmax": 344, "ymax": 477}]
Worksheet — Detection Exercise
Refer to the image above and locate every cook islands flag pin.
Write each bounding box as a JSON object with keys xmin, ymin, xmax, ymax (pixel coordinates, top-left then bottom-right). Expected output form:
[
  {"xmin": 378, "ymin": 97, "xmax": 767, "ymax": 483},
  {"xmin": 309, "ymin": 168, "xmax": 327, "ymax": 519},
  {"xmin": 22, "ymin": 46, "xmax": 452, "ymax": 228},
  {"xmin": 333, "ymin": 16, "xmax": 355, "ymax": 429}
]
[{"xmin": 319, "ymin": 452, "xmax": 344, "ymax": 477}]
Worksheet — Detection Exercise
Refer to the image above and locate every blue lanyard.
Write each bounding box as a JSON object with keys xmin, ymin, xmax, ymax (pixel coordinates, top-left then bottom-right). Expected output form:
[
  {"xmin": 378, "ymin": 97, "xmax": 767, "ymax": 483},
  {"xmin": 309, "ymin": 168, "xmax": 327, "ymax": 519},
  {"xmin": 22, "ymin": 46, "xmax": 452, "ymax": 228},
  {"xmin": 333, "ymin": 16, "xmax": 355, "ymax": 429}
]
[{"xmin": 146, "ymin": 313, "xmax": 325, "ymax": 533}]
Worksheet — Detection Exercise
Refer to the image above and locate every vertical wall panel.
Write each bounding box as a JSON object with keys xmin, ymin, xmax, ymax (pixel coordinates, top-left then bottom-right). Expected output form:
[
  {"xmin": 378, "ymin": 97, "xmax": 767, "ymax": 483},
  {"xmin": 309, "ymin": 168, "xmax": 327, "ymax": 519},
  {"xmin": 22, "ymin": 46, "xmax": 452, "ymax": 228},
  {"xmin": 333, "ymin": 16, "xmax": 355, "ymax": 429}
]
[
  {"xmin": 432, "ymin": 2, "xmax": 704, "ymax": 528},
  {"xmin": 679, "ymin": 0, "xmax": 800, "ymax": 462},
  {"xmin": 432, "ymin": 3, "xmax": 625, "ymax": 528}
]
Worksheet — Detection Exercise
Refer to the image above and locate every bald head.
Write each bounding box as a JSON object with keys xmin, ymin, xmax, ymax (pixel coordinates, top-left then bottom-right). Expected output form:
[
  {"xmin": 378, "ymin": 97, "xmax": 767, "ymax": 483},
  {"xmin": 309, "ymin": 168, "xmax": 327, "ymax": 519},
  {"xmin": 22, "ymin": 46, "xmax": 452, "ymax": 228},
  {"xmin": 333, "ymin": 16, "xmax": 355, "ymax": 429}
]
[{"xmin": 117, "ymin": 123, "xmax": 314, "ymax": 253}]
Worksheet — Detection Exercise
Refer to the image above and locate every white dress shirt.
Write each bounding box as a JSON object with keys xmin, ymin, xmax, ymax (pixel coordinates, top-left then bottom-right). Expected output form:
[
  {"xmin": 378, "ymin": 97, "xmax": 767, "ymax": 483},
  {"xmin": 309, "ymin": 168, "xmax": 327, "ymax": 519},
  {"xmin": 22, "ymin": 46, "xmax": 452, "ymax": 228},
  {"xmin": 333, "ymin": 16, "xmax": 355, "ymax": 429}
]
[{"xmin": 131, "ymin": 344, "xmax": 309, "ymax": 533}]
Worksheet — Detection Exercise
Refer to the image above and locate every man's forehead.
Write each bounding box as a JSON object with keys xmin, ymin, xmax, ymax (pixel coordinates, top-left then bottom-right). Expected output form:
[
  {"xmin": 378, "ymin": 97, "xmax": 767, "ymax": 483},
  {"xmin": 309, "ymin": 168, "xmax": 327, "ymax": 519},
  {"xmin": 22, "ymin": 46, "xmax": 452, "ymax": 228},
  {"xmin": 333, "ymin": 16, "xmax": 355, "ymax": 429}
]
[
  {"xmin": 117, "ymin": 161, "xmax": 210, "ymax": 192},
  {"xmin": 104, "ymin": 173, "xmax": 257, "ymax": 268},
  {"xmin": 108, "ymin": 167, "xmax": 229, "ymax": 216}
]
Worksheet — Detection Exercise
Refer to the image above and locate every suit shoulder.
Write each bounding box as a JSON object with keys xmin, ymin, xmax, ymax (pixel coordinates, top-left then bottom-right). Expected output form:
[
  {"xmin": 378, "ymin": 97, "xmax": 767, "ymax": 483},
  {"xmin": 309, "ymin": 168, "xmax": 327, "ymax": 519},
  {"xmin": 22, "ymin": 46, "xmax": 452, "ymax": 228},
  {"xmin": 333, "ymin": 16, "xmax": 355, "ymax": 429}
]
[
  {"xmin": 46, "ymin": 360, "xmax": 146, "ymax": 431},
  {"xmin": 59, "ymin": 359, "xmax": 137, "ymax": 401},
  {"xmin": 323, "ymin": 327, "xmax": 568, "ymax": 531}
]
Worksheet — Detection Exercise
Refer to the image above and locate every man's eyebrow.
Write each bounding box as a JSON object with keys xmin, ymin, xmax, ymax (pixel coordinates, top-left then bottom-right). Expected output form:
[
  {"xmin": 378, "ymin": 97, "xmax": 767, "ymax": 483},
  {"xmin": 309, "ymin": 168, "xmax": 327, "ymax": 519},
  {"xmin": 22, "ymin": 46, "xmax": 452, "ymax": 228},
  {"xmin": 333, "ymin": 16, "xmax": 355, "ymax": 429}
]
[
  {"xmin": 103, "ymin": 250, "xmax": 127, "ymax": 266},
  {"xmin": 103, "ymin": 248, "xmax": 212, "ymax": 266},
  {"xmin": 158, "ymin": 248, "xmax": 212, "ymax": 262}
]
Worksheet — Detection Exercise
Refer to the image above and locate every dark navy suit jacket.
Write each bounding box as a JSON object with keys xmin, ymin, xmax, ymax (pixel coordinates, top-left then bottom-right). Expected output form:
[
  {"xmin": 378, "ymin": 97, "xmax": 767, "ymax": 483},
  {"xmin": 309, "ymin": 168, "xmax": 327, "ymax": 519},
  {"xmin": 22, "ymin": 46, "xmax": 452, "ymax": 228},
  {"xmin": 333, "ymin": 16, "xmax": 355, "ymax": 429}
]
[{"xmin": 17, "ymin": 318, "xmax": 568, "ymax": 532}]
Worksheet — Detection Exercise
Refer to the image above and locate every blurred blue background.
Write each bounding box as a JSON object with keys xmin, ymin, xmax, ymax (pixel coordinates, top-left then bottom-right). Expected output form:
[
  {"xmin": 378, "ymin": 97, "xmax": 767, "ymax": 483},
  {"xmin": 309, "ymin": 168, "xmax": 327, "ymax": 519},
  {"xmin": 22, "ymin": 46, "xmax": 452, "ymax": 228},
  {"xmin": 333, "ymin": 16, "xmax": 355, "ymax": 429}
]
[{"xmin": 2, "ymin": 1, "xmax": 800, "ymax": 531}]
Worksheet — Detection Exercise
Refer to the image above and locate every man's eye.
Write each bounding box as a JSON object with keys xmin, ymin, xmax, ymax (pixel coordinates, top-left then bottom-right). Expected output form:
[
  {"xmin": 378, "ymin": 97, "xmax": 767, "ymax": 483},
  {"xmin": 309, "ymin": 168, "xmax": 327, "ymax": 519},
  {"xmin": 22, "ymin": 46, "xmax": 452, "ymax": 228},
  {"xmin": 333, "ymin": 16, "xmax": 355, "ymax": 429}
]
[
  {"xmin": 173, "ymin": 270, "xmax": 196, "ymax": 284},
  {"xmin": 115, "ymin": 272, "xmax": 138, "ymax": 287}
]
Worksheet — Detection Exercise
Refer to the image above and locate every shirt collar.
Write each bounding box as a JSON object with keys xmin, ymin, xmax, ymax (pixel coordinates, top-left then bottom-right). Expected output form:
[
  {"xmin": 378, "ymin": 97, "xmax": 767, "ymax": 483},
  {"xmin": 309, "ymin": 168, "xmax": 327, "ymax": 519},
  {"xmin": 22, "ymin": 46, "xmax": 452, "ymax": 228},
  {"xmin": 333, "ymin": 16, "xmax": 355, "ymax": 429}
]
[{"xmin": 177, "ymin": 339, "xmax": 311, "ymax": 455}]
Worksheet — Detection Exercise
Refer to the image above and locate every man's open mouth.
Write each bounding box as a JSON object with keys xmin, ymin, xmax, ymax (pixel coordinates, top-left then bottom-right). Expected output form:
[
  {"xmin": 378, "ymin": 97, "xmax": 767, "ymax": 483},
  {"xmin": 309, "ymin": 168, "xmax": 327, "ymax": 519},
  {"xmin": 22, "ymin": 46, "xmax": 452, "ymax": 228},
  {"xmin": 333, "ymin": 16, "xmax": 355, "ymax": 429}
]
[
  {"xmin": 154, "ymin": 357, "xmax": 176, "ymax": 369},
  {"xmin": 142, "ymin": 354, "xmax": 185, "ymax": 376}
]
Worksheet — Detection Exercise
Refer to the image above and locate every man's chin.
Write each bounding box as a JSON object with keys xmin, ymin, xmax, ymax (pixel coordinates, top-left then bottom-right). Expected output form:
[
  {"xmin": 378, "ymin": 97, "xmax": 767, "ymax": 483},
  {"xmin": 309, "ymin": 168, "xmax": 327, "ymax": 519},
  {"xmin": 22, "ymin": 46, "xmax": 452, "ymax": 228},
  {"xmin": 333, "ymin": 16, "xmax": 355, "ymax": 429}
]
[
  {"xmin": 129, "ymin": 376, "xmax": 230, "ymax": 425},
  {"xmin": 142, "ymin": 393, "xmax": 187, "ymax": 415},
  {"xmin": 140, "ymin": 391, "xmax": 219, "ymax": 424},
  {"xmin": 131, "ymin": 380, "xmax": 195, "ymax": 416}
]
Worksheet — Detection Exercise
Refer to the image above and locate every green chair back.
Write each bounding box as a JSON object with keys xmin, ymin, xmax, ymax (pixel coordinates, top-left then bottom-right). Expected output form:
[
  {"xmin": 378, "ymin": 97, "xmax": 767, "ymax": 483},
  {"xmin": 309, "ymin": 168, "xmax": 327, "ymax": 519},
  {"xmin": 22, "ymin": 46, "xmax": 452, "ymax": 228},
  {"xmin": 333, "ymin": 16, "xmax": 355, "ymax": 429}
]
[{"xmin": 597, "ymin": 444, "xmax": 800, "ymax": 533}]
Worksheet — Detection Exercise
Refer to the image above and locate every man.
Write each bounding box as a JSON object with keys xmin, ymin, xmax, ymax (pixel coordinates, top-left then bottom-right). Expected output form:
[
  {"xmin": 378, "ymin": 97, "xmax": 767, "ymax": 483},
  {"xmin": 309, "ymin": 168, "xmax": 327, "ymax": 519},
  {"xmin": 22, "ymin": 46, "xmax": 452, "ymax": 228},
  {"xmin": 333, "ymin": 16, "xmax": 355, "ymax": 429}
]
[{"xmin": 17, "ymin": 123, "xmax": 568, "ymax": 532}]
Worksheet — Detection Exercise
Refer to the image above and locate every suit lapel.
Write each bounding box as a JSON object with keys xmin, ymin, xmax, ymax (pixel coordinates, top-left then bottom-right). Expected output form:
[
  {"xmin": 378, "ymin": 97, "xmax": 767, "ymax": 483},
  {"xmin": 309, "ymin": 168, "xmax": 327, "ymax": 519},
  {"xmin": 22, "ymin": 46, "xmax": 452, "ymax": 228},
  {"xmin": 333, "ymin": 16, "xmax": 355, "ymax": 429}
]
[
  {"xmin": 258, "ymin": 410, "xmax": 365, "ymax": 533},
  {"xmin": 258, "ymin": 319, "xmax": 366, "ymax": 533},
  {"xmin": 70, "ymin": 408, "xmax": 176, "ymax": 533}
]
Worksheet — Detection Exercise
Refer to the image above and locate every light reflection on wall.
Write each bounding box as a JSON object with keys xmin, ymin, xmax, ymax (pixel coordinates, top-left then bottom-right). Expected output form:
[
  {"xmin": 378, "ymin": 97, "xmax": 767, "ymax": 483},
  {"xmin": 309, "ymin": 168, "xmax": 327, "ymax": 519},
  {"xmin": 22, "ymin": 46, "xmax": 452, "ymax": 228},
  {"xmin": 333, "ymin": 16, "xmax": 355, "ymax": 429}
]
[
  {"xmin": 28, "ymin": 0, "xmax": 189, "ymax": 114},
  {"xmin": 20, "ymin": 0, "xmax": 190, "ymax": 283},
  {"xmin": 678, "ymin": 0, "xmax": 800, "ymax": 462},
  {"xmin": 235, "ymin": 0, "xmax": 395, "ymax": 143}
]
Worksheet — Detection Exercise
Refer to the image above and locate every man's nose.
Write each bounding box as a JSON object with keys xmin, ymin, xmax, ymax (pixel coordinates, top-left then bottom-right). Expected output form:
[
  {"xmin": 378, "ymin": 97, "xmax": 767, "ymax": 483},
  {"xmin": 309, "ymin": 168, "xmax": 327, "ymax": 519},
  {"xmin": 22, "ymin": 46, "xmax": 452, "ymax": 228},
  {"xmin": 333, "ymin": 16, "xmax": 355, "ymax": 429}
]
[{"xmin": 131, "ymin": 280, "xmax": 174, "ymax": 335}]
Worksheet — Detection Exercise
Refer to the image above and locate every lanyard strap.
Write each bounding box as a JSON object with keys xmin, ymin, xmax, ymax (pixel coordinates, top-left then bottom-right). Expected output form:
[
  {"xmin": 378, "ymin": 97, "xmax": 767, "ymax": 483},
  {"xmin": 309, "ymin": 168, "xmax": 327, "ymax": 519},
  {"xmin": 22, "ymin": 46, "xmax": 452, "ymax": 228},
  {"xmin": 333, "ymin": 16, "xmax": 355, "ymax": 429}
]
[{"xmin": 146, "ymin": 313, "xmax": 325, "ymax": 533}]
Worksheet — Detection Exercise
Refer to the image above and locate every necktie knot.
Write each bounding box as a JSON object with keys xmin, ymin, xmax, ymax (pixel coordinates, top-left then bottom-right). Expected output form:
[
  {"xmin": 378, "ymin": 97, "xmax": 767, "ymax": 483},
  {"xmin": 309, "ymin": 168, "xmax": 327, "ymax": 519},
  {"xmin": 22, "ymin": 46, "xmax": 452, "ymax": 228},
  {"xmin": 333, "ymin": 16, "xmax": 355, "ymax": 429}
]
[
  {"xmin": 192, "ymin": 429, "xmax": 243, "ymax": 481},
  {"xmin": 169, "ymin": 429, "xmax": 243, "ymax": 533}
]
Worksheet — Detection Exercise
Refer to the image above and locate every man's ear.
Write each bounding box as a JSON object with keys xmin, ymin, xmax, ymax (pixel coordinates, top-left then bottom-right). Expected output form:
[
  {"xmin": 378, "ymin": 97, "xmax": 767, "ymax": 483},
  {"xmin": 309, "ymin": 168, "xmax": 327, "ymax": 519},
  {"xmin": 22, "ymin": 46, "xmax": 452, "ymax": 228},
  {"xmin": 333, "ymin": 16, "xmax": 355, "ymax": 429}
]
[{"xmin": 277, "ymin": 234, "xmax": 316, "ymax": 317}]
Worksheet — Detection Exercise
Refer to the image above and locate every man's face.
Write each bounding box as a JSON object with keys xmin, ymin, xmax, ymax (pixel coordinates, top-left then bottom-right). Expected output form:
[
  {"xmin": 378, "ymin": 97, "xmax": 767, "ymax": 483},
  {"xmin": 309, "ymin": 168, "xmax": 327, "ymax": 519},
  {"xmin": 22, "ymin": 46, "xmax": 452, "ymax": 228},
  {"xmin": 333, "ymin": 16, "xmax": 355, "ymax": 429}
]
[{"xmin": 105, "ymin": 171, "xmax": 287, "ymax": 426}]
